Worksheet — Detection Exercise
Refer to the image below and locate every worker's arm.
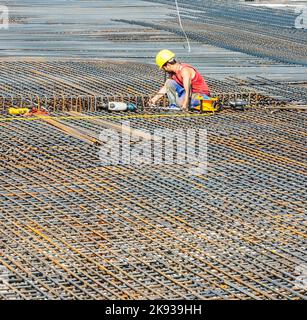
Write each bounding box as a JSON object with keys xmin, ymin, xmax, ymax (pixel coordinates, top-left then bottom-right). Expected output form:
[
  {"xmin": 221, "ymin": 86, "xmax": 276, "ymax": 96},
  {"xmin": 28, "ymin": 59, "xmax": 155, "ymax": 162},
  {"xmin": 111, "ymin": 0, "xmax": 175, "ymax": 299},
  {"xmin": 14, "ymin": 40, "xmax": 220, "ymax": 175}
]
[{"xmin": 181, "ymin": 68, "xmax": 194, "ymax": 111}]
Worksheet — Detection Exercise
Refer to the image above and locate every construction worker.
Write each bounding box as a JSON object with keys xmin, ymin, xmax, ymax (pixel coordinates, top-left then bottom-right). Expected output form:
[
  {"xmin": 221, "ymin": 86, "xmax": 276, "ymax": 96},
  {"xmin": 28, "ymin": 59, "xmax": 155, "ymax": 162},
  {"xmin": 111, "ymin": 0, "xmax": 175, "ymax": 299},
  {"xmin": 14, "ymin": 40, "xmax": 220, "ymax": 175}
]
[{"xmin": 149, "ymin": 49, "xmax": 211, "ymax": 111}]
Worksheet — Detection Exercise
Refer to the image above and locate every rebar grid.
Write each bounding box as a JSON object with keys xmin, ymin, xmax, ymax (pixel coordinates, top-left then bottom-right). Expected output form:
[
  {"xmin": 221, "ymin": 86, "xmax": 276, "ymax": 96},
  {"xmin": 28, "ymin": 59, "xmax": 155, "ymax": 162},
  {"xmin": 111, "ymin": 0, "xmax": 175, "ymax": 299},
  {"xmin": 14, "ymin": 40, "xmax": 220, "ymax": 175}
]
[
  {"xmin": 0, "ymin": 60, "xmax": 297, "ymax": 114},
  {"xmin": 0, "ymin": 107, "xmax": 306, "ymax": 300},
  {"xmin": 0, "ymin": 0, "xmax": 306, "ymax": 300},
  {"xmin": 119, "ymin": 0, "xmax": 307, "ymax": 66}
]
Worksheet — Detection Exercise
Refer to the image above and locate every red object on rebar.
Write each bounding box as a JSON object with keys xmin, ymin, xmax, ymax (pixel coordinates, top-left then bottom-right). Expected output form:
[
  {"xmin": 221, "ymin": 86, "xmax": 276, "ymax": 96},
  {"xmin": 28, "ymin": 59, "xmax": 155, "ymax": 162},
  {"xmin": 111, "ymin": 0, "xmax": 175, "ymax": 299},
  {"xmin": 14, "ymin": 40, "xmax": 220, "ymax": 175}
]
[{"xmin": 24, "ymin": 107, "xmax": 49, "ymax": 117}]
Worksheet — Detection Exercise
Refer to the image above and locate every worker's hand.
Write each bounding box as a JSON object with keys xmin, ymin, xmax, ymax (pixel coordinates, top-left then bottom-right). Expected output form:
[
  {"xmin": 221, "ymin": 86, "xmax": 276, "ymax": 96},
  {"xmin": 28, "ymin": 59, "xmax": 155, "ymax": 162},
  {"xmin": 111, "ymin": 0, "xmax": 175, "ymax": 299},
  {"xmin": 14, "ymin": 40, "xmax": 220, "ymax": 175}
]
[
  {"xmin": 181, "ymin": 102, "xmax": 189, "ymax": 113},
  {"xmin": 149, "ymin": 96, "xmax": 158, "ymax": 106}
]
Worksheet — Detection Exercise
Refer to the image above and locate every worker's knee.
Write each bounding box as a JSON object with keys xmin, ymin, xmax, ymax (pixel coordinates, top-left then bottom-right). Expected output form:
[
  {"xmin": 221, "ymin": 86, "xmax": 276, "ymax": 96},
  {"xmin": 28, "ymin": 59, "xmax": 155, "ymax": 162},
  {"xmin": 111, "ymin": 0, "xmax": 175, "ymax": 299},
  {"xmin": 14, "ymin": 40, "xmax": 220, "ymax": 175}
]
[
  {"xmin": 164, "ymin": 79, "xmax": 177, "ymax": 90},
  {"xmin": 165, "ymin": 79, "xmax": 185, "ymax": 97}
]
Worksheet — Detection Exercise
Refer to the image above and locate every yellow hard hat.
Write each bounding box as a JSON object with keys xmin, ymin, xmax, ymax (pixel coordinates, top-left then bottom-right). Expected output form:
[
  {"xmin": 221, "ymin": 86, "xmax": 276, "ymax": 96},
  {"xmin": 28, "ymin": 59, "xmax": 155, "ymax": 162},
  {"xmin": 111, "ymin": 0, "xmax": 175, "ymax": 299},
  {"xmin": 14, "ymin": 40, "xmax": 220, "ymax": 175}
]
[{"xmin": 155, "ymin": 49, "xmax": 175, "ymax": 69}]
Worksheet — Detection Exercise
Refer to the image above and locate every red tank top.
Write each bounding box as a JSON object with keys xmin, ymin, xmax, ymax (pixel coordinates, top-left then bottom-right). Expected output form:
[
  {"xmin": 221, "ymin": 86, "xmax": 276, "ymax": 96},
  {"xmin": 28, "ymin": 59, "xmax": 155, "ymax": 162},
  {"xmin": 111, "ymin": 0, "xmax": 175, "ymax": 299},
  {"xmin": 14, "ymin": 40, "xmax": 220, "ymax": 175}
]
[{"xmin": 171, "ymin": 63, "xmax": 210, "ymax": 95}]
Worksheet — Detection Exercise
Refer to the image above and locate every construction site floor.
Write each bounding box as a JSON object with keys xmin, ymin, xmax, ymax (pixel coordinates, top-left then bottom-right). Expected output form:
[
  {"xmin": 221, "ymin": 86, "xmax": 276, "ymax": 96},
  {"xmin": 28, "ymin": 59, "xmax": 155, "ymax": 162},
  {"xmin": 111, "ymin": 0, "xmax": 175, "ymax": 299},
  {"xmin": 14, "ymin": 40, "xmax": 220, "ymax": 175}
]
[
  {"xmin": 0, "ymin": 0, "xmax": 306, "ymax": 300},
  {"xmin": 0, "ymin": 108, "xmax": 306, "ymax": 299}
]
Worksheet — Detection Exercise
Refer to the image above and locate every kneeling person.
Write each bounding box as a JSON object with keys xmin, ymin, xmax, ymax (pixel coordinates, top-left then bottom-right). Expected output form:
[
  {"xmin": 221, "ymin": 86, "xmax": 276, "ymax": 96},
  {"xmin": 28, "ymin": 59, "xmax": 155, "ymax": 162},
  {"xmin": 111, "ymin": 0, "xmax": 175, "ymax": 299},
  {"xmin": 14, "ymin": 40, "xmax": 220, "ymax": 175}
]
[{"xmin": 149, "ymin": 50, "xmax": 211, "ymax": 111}]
